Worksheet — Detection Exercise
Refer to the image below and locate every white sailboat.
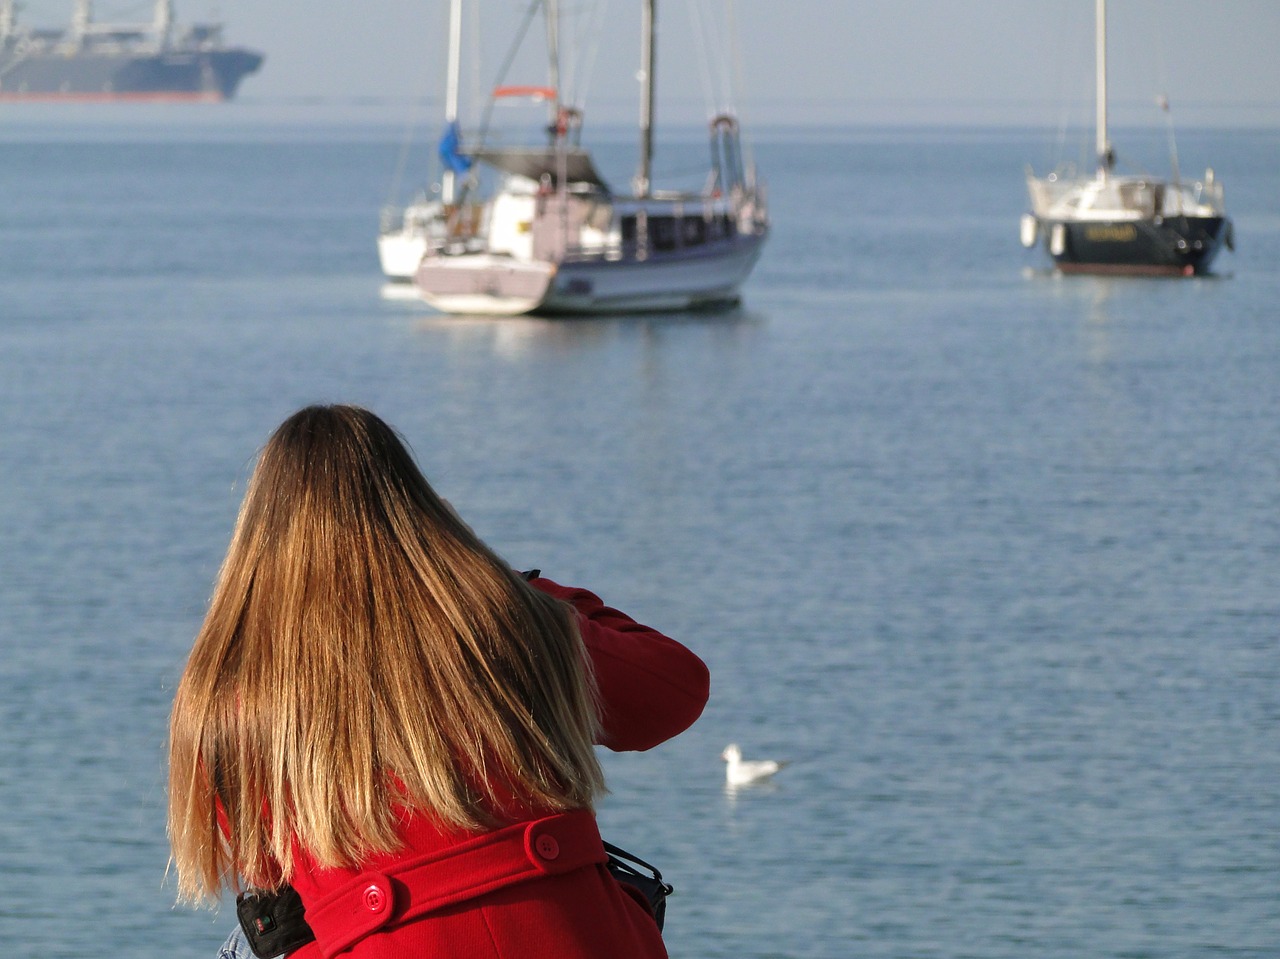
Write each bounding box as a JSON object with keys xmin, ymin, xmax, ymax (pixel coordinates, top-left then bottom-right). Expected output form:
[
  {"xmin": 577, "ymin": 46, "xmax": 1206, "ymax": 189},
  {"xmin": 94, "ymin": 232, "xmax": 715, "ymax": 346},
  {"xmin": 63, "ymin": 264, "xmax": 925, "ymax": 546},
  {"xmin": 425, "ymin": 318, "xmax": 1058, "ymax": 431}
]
[
  {"xmin": 382, "ymin": 0, "xmax": 768, "ymax": 315},
  {"xmin": 376, "ymin": 0, "xmax": 467, "ymax": 285},
  {"xmin": 1022, "ymin": 0, "xmax": 1232, "ymax": 276}
]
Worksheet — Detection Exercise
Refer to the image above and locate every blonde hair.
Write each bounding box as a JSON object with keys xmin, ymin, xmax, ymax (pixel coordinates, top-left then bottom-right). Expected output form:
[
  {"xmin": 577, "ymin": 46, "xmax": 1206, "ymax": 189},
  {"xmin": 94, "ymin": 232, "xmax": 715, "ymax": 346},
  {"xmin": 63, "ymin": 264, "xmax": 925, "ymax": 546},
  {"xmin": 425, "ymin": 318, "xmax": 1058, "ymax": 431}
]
[{"xmin": 168, "ymin": 405, "xmax": 604, "ymax": 902}]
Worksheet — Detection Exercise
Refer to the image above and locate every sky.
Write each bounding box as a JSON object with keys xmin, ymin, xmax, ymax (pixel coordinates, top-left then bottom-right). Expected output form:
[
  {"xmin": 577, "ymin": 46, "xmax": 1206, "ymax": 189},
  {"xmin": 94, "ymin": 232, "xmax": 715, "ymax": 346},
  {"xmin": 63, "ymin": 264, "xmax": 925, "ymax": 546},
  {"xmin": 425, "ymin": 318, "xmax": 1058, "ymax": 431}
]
[{"xmin": 12, "ymin": 0, "xmax": 1280, "ymax": 128}]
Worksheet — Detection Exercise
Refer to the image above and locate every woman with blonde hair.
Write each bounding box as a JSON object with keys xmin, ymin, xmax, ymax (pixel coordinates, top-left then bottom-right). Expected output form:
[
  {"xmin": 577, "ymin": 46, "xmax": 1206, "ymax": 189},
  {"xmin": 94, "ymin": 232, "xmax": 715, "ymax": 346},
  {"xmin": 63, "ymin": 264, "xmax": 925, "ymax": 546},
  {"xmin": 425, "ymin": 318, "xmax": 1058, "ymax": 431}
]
[{"xmin": 168, "ymin": 404, "xmax": 709, "ymax": 959}]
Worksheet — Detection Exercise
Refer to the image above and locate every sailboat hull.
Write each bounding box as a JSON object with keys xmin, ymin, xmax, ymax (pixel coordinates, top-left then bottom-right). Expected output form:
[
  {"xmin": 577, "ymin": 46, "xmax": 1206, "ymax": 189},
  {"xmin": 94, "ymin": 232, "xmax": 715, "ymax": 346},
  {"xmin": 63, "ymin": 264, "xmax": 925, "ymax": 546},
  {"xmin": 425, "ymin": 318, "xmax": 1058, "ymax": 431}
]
[
  {"xmin": 415, "ymin": 231, "xmax": 767, "ymax": 317},
  {"xmin": 1040, "ymin": 214, "xmax": 1229, "ymax": 276},
  {"xmin": 541, "ymin": 233, "xmax": 765, "ymax": 314},
  {"xmin": 414, "ymin": 255, "xmax": 558, "ymax": 316}
]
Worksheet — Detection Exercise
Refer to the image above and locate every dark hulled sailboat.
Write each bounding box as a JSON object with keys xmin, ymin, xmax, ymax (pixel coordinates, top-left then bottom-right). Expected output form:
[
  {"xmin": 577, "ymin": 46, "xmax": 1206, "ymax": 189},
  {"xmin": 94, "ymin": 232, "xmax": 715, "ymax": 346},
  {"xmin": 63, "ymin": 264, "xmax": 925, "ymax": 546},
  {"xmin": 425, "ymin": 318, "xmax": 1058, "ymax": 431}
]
[{"xmin": 1022, "ymin": 0, "xmax": 1232, "ymax": 276}]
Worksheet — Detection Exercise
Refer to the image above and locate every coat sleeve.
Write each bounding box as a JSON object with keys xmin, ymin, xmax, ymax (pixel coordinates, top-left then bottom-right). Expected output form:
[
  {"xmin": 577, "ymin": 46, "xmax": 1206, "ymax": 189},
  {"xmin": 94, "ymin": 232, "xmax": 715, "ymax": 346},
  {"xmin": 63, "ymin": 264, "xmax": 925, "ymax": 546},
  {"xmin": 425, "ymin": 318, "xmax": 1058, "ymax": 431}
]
[{"xmin": 528, "ymin": 576, "xmax": 710, "ymax": 752}]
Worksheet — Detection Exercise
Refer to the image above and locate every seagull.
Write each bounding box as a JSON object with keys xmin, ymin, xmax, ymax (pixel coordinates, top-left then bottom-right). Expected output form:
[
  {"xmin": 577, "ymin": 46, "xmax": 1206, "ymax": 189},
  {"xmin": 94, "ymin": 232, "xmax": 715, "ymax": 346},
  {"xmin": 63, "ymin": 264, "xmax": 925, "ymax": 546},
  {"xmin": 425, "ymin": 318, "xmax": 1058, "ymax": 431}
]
[{"xmin": 721, "ymin": 743, "xmax": 787, "ymax": 787}]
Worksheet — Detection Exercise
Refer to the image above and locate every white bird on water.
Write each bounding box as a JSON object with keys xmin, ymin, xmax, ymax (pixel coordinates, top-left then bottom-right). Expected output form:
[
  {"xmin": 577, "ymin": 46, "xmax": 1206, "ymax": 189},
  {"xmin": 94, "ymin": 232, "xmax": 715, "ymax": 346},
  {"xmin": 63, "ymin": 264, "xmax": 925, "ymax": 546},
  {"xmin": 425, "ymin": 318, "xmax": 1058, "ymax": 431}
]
[{"xmin": 721, "ymin": 743, "xmax": 787, "ymax": 787}]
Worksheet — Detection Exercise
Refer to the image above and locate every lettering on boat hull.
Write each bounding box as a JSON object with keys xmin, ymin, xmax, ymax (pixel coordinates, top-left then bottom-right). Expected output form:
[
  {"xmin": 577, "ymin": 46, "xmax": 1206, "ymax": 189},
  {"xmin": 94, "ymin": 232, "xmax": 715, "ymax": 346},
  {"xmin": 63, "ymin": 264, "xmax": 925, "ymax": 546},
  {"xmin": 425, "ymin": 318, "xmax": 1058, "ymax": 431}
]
[{"xmin": 1084, "ymin": 224, "xmax": 1139, "ymax": 243}]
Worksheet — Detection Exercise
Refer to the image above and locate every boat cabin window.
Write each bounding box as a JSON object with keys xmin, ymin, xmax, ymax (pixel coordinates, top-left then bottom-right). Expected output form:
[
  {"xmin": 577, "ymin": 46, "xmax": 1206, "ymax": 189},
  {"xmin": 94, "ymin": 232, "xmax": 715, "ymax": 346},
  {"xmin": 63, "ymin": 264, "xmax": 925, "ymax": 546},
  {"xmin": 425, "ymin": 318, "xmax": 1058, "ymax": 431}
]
[
  {"xmin": 620, "ymin": 210, "xmax": 732, "ymax": 254},
  {"xmin": 650, "ymin": 216, "xmax": 678, "ymax": 251},
  {"xmin": 707, "ymin": 213, "xmax": 736, "ymax": 240}
]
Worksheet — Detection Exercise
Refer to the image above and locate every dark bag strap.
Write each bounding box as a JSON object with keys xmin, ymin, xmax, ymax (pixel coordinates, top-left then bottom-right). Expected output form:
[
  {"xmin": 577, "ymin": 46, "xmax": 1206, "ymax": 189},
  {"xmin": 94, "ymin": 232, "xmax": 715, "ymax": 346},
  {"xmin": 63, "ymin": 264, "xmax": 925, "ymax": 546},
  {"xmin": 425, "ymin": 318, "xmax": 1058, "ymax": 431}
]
[{"xmin": 604, "ymin": 841, "xmax": 674, "ymax": 931}]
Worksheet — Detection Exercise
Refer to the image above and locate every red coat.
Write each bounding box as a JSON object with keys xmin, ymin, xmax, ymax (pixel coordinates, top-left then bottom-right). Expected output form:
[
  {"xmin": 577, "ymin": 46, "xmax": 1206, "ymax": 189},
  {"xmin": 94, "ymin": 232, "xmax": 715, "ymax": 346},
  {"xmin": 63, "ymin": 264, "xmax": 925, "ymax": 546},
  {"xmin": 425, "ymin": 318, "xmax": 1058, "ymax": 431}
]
[{"xmin": 282, "ymin": 577, "xmax": 710, "ymax": 959}]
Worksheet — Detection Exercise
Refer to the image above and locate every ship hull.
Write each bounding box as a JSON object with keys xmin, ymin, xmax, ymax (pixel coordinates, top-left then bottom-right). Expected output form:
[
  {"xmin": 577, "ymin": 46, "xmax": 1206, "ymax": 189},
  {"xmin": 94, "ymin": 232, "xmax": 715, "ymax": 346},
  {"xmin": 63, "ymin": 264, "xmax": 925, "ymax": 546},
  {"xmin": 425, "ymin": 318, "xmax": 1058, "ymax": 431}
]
[
  {"xmin": 1038, "ymin": 215, "xmax": 1229, "ymax": 277},
  {"xmin": 0, "ymin": 49, "xmax": 263, "ymax": 101}
]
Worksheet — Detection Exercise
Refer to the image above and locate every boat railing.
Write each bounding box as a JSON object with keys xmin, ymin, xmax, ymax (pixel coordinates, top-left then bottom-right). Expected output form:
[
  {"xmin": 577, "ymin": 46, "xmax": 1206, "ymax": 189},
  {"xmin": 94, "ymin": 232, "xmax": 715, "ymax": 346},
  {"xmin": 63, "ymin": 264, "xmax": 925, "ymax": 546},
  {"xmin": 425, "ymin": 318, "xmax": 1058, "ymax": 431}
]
[
  {"xmin": 1030, "ymin": 161, "xmax": 1226, "ymax": 219},
  {"xmin": 1194, "ymin": 170, "xmax": 1225, "ymax": 213},
  {"xmin": 420, "ymin": 204, "xmax": 487, "ymax": 255},
  {"xmin": 1116, "ymin": 179, "xmax": 1161, "ymax": 216},
  {"xmin": 1026, "ymin": 170, "xmax": 1077, "ymax": 217},
  {"xmin": 378, "ymin": 205, "xmax": 403, "ymax": 234}
]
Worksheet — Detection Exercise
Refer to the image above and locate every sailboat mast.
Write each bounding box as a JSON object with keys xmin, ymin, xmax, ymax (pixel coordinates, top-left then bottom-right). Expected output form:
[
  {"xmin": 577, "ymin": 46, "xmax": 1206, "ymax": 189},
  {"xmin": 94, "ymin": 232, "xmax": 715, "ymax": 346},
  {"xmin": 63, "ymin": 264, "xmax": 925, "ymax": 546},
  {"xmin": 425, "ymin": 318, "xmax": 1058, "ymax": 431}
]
[
  {"xmin": 546, "ymin": 0, "xmax": 561, "ymax": 124},
  {"xmin": 442, "ymin": 0, "xmax": 463, "ymax": 204},
  {"xmin": 1095, "ymin": 0, "xmax": 1111, "ymax": 175},
  {"xmin": 635, "ymin": 0, "xmax": 655, "ymax": 198}
]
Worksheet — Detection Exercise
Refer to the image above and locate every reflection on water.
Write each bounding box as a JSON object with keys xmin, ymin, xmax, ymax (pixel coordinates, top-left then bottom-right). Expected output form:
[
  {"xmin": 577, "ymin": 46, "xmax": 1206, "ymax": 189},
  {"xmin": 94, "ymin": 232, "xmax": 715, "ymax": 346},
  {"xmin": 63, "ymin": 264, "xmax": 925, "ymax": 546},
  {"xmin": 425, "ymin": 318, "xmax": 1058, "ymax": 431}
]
[
  {"xmin": 378, "ymin": 281, "xmax": 425, "ymax": 302},
  {"xmin": 401, "ymin": 302, "xmax": 761, "ymax": 361}
]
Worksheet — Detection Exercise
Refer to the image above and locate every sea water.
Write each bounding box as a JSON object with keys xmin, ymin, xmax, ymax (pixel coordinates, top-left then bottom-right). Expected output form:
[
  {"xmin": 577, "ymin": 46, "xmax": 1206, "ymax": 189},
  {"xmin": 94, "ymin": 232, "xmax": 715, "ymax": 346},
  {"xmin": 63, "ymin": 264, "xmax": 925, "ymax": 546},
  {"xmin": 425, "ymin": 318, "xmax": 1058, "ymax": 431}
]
[{"xmin": 0, "ymin": 119, "xmax": 1277, "ymax": 959}]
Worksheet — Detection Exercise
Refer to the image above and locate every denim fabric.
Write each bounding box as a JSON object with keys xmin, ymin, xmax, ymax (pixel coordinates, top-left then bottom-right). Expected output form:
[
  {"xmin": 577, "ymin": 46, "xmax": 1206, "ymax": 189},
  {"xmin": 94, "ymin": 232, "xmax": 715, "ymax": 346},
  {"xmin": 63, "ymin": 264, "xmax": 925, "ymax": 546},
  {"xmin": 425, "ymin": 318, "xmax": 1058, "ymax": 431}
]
[{"xmin": 217, "ymin": 926, "xmax": 256, "ymax": 959}]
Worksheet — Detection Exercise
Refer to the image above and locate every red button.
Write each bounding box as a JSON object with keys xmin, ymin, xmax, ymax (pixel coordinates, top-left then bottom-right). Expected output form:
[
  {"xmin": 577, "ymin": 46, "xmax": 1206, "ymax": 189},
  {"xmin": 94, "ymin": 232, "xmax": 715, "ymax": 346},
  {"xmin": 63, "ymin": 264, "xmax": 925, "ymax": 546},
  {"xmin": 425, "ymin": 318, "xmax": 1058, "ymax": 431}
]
[
  {"xmin": 363, "ymin": 883, "xmax": 388, "ymax": 914},
  {"xmin": 534, "ymin": 834, "xmax": 560, "ymax": 861}
]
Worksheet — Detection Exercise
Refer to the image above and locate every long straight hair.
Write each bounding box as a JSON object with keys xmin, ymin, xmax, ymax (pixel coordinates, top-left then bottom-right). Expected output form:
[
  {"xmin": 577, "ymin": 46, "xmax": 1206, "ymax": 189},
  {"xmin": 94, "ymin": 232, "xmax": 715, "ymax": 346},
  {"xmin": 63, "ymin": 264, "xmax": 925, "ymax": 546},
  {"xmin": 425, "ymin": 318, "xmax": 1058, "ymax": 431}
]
[{"xmin": 168, "ymin": 405, "xmax": 604, "ymax": 902}]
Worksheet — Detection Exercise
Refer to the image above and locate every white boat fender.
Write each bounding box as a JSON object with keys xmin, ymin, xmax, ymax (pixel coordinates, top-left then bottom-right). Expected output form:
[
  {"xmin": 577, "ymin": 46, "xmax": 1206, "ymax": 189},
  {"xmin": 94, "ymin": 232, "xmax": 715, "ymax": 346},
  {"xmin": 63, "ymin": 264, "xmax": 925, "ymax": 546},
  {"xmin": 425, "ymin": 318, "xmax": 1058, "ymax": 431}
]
[
  {"xmin": 1225, "ymin": 221, "xmax": 1235, "ymax": 252},
  {"xmin": 1049, "ymin": 223, "xmax": 1067, "ymax": 257},
  {"xmin": 1020, "ymin": 213, "xmax": 1039, "ymax": 249}
]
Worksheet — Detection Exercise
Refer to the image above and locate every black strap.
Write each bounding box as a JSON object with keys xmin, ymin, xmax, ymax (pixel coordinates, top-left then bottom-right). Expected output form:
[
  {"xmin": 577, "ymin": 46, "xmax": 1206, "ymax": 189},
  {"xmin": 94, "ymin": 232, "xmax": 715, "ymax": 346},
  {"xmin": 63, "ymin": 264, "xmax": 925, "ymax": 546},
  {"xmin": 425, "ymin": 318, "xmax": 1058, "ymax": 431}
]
[{"xmin": 604, "ymin": 842, "xmax": 674, "ymax": 931}]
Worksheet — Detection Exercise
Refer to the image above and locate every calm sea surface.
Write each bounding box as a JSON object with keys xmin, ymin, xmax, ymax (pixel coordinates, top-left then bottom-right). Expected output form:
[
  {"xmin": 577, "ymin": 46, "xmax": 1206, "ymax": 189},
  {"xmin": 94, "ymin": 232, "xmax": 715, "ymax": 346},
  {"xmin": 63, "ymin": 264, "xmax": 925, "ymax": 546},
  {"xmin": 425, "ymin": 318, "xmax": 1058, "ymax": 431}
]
[{"xmin": 1, "ymin": 118, "xmax": 1277, "ymax": 959}]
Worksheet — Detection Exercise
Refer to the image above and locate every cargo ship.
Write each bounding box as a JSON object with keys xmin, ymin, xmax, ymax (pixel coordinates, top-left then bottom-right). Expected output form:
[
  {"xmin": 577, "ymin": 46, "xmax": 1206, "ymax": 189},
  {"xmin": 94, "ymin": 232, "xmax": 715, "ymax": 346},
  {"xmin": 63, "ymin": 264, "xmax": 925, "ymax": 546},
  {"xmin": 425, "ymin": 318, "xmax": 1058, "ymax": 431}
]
[{"xmin": 0, "ymin": 1, "xmax": 263, "ymax": 101}]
